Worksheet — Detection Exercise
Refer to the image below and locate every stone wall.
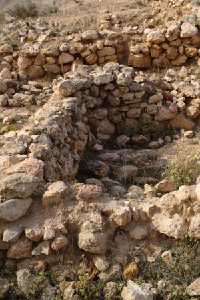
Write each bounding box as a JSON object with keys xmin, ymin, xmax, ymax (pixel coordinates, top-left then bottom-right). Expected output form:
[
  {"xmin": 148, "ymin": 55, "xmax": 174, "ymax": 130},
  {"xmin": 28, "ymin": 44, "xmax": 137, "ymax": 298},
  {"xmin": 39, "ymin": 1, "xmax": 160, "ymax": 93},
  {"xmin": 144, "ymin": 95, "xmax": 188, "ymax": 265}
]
[
  {"xmin": 129, "ymin": 19, "xmax": 200, "ymax": 68},
  {"xmin": 1, "ymin": 15, "xmax": 200, "ymax": 80},
  {"xmin": 0, "ymin": 63, "xmax": 199, "ymax": 259},
  {"xmin": 0, "ymin": 30, "xmax": 128, "ymax": 79}
]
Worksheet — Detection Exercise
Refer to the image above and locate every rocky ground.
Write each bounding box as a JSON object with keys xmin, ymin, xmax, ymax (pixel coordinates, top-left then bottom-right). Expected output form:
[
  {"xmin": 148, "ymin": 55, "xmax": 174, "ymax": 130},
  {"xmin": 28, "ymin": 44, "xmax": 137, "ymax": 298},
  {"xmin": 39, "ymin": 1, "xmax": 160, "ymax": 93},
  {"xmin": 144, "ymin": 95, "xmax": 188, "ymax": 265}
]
[{"xmin": 2, "ymin": 1, "xmax": 200, "ymax": 300}]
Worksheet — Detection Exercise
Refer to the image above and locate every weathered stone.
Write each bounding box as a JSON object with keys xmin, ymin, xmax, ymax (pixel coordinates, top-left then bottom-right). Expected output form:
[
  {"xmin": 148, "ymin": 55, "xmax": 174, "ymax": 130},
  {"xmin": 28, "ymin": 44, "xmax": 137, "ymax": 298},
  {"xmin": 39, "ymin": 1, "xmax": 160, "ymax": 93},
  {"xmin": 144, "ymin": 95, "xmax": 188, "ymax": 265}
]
[
  {"xmin": 32, "ymin": 241, "xmax": 50, "ymax": 256},
  {"xmin": 0, "ymin": 173, "xmax": 40, "ymax": 200},
  {"xmin": 97, "ymin": 119, "xmax": 115, "ymax": 136},
  {"xmin": 78, "ymin": 214, "xmax": 107, "ymax": 254},
  {"xmin": 146, "ymin": 29, "xmax": 165, "ymax": 44},
  {"xmin": 180, "ymin": 22, "xmax": 198, "ymax": 38},
  {"xmin": 98, "ymin": 47, "xmax": 115, "ymax": 57},
  {"xmin": 128, "ymin": 224, "xmax": 148, "ymax": 240},
  {"xmin": 171, "ymin": 55, "xmax": 187, "ymax": 66},
  {"xmin": 51, "ymin": 234, "xmax": 68, "ymax": 251},
  {"xmin": 186, "ymin": 102, "xmax": 200, "ymax": 118},
  {"xmin": 94, "ymin": 72, "xmax": 114, "ymax": 85},
  {"xmin": 45, "ymin": 64, "xmax": 60, "ymax": 74},
  {"xmin": 129, "ymin": 54, "xmax": 151, "ymax": 68},
  {"xmin": 121, "ymin": 281, "xmax": 153, "ymax": 300},
  {"xmin": 75, "ymin": 183, "xmax": 103, "ymax": 201},
  {"xmin": 17, "ymin": 269, "xmax": 42, "ymax": 297},
  {"xmin": 152, "ymin": 212, "xmax": 186, "ymax": 239},
  {"xmin": 161, "ymin": 250, "xmax": 173, "ymax": 265},
  {"xmin": 185, "ymin": 46, "xmax": 198, "ymax": 57},
  {"xmin": 43, "ymin": 181, "xmax": 69, "ymax": 207},
  {"xmin": 93, "ymin": 255, "xmax": 110, "ymax": 271},
  {"xmin": 0, "ymin": 81, "xmax": 7, "ymax": 94},
  {"xmin": 5, "ymin": 158, "xmax": 44, "ymax": 179},
  {"xmin": 0, "ymin": 43, "xmax": 13, "ymax": 55},
  {"xmin": 7, "ymin": 237, "xmax": 32, "ymax": 259},
  {"xmin": 170, "ymin": 114, "xmax": 195, "ymax": 130},
  {"xmin": 166, "ymin": 22, "xmax": 180, "ymax": 41},
  {"xmin": 58, "ymin": 53, "xmax": 74, "ymax": 64},
  {"xmin": 18, "ymin": 56, "xmax": 32, "ymax": 70},
  {"xmin": 155, "ymin": 179, "xmax": 176, "ymax": 193},
  {"xmin": 0, "ymin": 68, "xmax": 12, "ymax": 80},
  {"xmin": 25, "ymin": 226, "xmax": 43, "ymax": 241},
  {"xmin": 0, "ymin": 198, "xmax": 32, "ymax": 221},
  {"xmin": 27, "ymin": 65, "xmax": 44, "ymax": 79},
  {"xmin": 110, "ymin": 206, "xmax": 132, "ymax": 227},
  {"xmin": 187, "ymin": 278, "xmax": 200, "ymax": 296},
  {"xmin": 127, "ymin": 185, "xmax": 144, "ymax": 200},
  {"xmin": 3, "ymin": 225, "xmax": 23, "ymax": 242},
  {"xmin": 116, "ymin": 135, "xmax": 130, "ymax": 147},
  {"xmin": 85, "ymin": 53, "xmax": 98, "ymax": 64},
  {"xmin": 82, "ymin": 30, "xmax": 99, "ymax": 41}
]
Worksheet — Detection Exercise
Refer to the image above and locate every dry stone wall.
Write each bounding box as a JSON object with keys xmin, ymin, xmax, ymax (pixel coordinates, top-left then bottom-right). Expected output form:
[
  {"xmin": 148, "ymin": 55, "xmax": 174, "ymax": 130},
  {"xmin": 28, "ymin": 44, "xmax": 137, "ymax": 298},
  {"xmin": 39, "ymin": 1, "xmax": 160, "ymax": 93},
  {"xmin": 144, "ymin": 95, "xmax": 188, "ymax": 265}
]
[
  {"xmin": 129, "ymin": 19, "xmax": 200, "ymax": 68},
  {"xmin": 0, "ymin": 63, "xmax": 199, "ymax": 259},
  {"xmin": 2, "ymin": 14, "xmax": 200, "ymax": 80}
]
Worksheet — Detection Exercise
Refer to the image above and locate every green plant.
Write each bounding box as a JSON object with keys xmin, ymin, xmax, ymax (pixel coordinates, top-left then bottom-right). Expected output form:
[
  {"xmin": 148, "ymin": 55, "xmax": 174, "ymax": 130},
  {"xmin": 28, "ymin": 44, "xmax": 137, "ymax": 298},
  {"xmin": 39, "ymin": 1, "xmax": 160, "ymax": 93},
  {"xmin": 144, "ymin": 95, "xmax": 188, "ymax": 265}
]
[
  {"xmin": 163, "ymin": 151, "xmax": 200, "ymax": 188},
  {"xmin": 135, "ymin": 239, "xmax": 200, "ymax": 300},
  {"xmin": 137, "ymin": 118, "xmax": 163, "ymax": 138},
  {"xmin": 75, "ymin": 274, "xmax": 105, "ymax": 300}
]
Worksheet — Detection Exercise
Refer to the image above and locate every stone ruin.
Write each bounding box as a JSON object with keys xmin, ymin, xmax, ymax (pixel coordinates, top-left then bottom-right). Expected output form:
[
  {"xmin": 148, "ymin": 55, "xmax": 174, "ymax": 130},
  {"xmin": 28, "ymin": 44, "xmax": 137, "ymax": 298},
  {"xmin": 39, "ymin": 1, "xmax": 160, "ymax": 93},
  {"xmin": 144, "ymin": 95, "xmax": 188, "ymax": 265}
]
[
  {"xmin": 0, "ymin": 59, "xmax": 199, "ymax": 257},
  {"xmin": 2, "ymin": 13, "xmax": 200, "ymax": 79},
  {"xmin": 2, "ymin": 10, "xmax": 200, "ymax": 300}
]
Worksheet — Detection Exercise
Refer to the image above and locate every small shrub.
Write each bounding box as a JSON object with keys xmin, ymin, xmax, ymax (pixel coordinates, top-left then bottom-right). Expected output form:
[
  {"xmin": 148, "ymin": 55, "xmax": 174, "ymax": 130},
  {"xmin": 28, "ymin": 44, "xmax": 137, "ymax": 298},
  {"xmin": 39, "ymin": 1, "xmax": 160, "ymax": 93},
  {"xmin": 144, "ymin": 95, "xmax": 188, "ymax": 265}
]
[
  {"xmin": 136, "ymin": 239, "xmax": 200, "ymax": 300},
  {"xmin": 163, "ymin": 148, "xmax": 200, "ymax": 188},
  {"xmin": 75, "ymin": 274, "xmax": 105, "ymax": 300},
  {"xmin": 7, "ymin": 0, "xmax": 38, "ymax": 19},
  {"xmin": 7, "ymin": 0, "xmax": 59, "ymax": 19},
  {"xmin": 136, "ymin": 118, "xmax": 163, "ymax": 138}
]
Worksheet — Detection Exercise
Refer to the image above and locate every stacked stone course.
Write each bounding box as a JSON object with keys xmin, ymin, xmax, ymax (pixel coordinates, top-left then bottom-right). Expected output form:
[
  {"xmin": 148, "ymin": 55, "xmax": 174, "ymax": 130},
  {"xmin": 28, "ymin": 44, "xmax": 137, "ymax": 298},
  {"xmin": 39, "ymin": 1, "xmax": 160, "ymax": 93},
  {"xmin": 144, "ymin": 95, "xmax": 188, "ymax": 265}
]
[{"xmin": 2, "ymin": 15, "xmax": 200, "ymax": 80}]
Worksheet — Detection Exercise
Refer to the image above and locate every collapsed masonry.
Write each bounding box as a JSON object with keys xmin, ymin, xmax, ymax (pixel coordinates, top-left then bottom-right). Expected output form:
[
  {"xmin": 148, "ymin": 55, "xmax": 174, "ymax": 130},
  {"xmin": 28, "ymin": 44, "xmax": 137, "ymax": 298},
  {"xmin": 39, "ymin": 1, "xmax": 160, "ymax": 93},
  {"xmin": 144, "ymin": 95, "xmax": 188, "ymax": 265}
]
[{"xmin": 0, "ymin": 63, "xmax": 200, "ymax": 261}]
